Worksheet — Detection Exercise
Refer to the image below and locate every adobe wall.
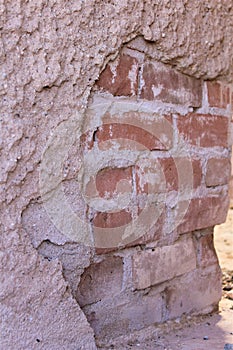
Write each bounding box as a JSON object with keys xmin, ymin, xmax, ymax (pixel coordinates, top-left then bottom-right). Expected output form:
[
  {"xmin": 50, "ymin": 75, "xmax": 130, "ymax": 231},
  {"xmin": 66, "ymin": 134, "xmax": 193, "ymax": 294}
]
[{"xmin": 1, "ymin": 1, "xmax": 233, "ymax": 348}]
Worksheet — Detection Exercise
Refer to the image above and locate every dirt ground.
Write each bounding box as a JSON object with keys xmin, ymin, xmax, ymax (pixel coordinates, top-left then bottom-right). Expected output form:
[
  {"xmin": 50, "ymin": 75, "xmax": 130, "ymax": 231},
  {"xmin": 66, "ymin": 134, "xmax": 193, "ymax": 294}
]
[{"xmin": 97, "ymin": 209, "xmax": 233, "ymax": 350}]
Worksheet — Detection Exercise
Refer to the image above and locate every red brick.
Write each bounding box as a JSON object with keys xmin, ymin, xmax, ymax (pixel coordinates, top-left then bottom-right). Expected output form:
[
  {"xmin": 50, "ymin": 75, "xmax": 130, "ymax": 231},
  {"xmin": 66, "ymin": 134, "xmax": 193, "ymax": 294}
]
[
  {"xmin": 177, "ymin": 113, "xmax": 229, "ymax": 148},
  {"xmin": 135, "ymin": 160, "xmax": 163, "ymax": 195},
  {"xmin": 124, "ymin": 211, "xmax": 165, "ymax": 247},
  {"xmin": 136, "ymin": 158, "xmax": 178, "ymax": 193},
  {"xmin": 92, "ymin": 210, "xmax": 133, "ymax": 250},
  {"xmin": 207, "ymin": 81, "xmax": 221, "ymax": 107},
  {"xmin": 161, "ymin": 158, "xmax": 202, "ymax": 190},
  {"xmin": 222, "ymin": 85, "xmax": 230, "ymax": 108},
  {"xmin": 81, "ymin": 111, "xmax": 173, "ymax": 152},
  {"xmin": 193, "ymin": 229, "xmax": 219, "ymax": 268},
  {"xmin": 192, "ymin": 159, "xmax": 202, "ymax": 188},
  {"xmin": 95, "ymin": 166, "xmax": 133, "ymax": 198},
  {"xmin": 132, "ymin": 235, "xmax": 196, "ymax": 290},
  {"xmin": 136, "ymin": 157, "xmax": 202, "ymax": 196},
  {"xmin": 205, "ymin": 158, "xmax": 231, "ymax": 187},
  {"xmin": 177, "ymin": 194, "xmax": 229, "ymax": 234},
  {"xmin": 140, "ymin": 61, "xmax": 202, "ymax": 107},
  {"xmin": 96, "ymin": 54, "xmax": 138, "ymax": 96},
  {"xmin": 92, "ymin": 200, "xmax": 165, "ymax": 250},
  {"xmin": 165, "ymin": 264, "xmax": 222, "ymax": 319},
  {"xmin": 93, "ymin": 210, "xmax": 132, "ymax": 229},
  {"xmin": 159, "ymin": 158, "xmax": 179, "ymax": 191},
  {"xmin": 95, "ymin": 122, "xmax": 172, "ymax": 151}
]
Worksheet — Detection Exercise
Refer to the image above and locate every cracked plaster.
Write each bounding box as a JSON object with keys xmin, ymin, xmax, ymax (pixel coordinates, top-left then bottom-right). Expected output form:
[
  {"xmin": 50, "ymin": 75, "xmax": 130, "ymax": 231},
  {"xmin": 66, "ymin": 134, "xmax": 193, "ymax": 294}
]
[{"xmin": 1, "ymin": 0, "xmax": 233, "ymax": 348}]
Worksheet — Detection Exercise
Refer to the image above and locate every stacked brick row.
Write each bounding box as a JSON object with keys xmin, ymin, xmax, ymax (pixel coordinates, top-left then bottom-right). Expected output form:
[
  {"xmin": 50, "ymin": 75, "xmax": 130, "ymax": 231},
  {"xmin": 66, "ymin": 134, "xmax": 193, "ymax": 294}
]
[{"xmin": 76, "ymin": 47, "xmax": 232, "ymax": 338}]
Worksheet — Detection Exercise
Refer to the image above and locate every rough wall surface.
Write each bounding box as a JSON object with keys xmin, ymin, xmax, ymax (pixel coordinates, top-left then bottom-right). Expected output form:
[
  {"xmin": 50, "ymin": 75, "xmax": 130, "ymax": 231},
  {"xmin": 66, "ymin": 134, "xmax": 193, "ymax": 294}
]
[
  {"xmin": 70, "ymin": 50, "xmax": 231, "ymax": 340},
  {"xmin": 230, "ymin": 149, "xmax": 233, "ymax": 206},
  {"xmin": 1, "ymin": 1, "xmax": 233, "ymax": 349}
]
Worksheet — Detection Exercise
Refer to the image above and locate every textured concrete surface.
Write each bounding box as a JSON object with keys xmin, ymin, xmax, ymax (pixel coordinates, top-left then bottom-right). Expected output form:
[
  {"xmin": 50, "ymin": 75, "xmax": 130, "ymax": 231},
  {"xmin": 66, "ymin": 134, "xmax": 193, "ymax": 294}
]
[{"xmin": 1, "ymin": 0, "xmax": 233, "ymax": 348}]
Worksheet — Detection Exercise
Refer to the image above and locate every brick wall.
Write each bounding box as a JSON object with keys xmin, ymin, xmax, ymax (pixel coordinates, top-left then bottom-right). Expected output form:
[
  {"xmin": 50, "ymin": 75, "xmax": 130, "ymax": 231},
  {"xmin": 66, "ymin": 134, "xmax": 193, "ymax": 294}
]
[
  {"xmin": 68, "ymin": 45, "xmax": 233, "ymax": 339},
  {"xmin": 27, "ymin": 44, "xmax": 232, "ymax": 341}
]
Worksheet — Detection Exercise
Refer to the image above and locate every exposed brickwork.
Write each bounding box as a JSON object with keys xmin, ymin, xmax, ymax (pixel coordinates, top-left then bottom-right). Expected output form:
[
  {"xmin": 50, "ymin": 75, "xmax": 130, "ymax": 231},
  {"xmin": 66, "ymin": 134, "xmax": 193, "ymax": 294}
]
[
  {"xmin": 206, "ymin": 158, "xmax": 231, "ymax": 187},
  {"xmin": 93, "ymin": 117, "xmax": 173, "ymax": 151},
  {"xmin": 165, "ymin": 265, "xmax": 222, "ymax": 319},
  {"xmin": 206, "ymin": 81, "xmax": 221, "ymax": 107},
  {"xmin": 86, "ymin": 58, "xmax": 231, "ymax": 242},
  {"xmin": 123, "ymin": 211, "xmax": 165, "ymax": 247},
  {"xmin": 222, "ymin": 85, "xmax": 230, "ymax": 108},
  {"xmin": 193, "ymin": 229, "xmax": 219, "ymax": 268},
  {"xmin": 177, "ymin": 113, "xmax": 229, "ymax": 148},
  {"xmin": 192, "ymin": 159, "xmax": 203, "ymax": 188},
  {"xmin": 140, "ymin": 61, "xmax": 202, "ymax": 106},
  {"xmin": 96, "ymin": 54, "xmax": 139, "ymax": 96},
  {"xmin": 135, "ymin": 157, "xmax": 202, "ymax": 195},
  {"xmin": 19, "ymin": 44, "xmax": 233, "ymax": 341},
  {"xmin": 77, "ymin": 242, "xmax": 222, "ymax": 339},
  {"xmin": 82, "ymin": 287, "xmax": 164, "ymax": 338},
  {"xmin": 71, "ymin": 57, "xmax": 233, "ymax": 338},
  {"xmin": 95, "ymin": 166, "xmax": 133, "ymax": 198},
  {"xmin": 177, "ymin": 195, "xmax": 229, "ymax": 234},
  {"xmin": 207, "ymin": 81, "xmax": 232, "ymax": 108},
  {"xmin": 132, "ymin": 235, "xmax": 196, "ymax": 290},
  {"xmin": 93, "ymin": 210, "xmax": 132, "ymax": 229},
  {"xmin": 157, "ymin": 157, "xmax": 179, "ymax": 192},
  {"xmin": 96, "ymin": 53, "xmax": 203, "ymax": 107}
]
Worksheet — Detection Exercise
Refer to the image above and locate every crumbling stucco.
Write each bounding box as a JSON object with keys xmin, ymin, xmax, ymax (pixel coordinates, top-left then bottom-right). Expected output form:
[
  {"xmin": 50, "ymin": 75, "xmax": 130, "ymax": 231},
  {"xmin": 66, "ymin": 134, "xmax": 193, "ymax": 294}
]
[{"xmin": 1, "ymin": 1, "xmax": 233, "ymax": 348}]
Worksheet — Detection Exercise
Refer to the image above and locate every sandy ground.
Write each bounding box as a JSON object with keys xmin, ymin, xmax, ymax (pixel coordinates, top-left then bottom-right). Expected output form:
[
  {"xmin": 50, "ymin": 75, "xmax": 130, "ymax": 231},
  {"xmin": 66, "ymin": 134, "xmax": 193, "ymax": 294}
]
[{"xmin": 97, "ymin": 209, "xmax": 233, "ymax": 350}]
